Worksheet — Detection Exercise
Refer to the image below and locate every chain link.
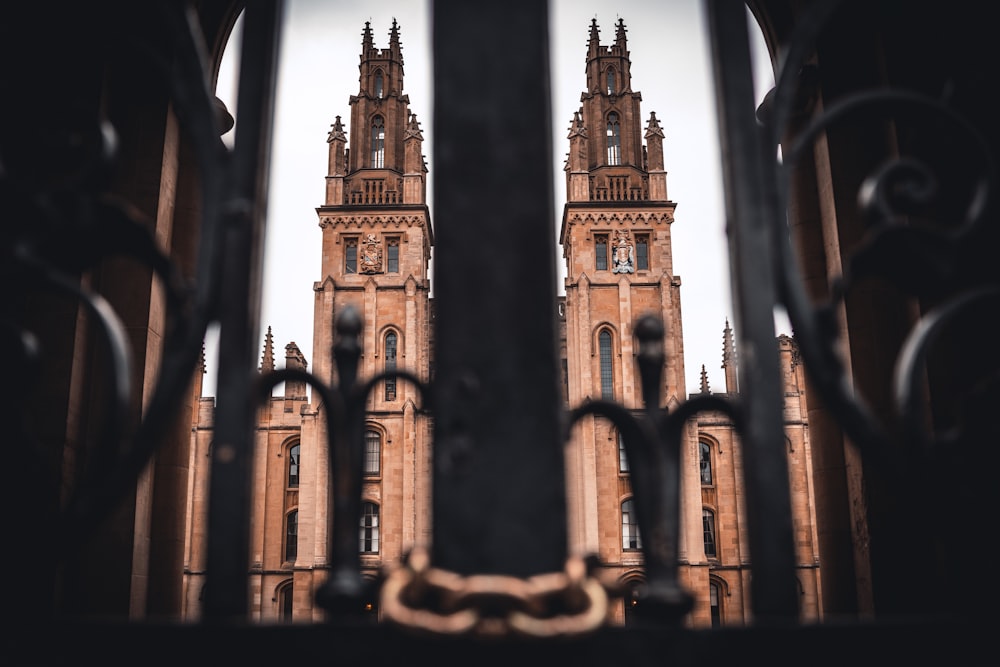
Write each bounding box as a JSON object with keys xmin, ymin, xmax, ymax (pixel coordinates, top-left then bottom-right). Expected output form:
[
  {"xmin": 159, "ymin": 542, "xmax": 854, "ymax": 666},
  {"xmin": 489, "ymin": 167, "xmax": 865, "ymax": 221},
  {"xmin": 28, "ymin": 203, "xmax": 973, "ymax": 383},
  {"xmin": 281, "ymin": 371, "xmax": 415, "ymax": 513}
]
[{"xmin": 380, "ymin": 547, "xmax": 618, "ymax": 637}]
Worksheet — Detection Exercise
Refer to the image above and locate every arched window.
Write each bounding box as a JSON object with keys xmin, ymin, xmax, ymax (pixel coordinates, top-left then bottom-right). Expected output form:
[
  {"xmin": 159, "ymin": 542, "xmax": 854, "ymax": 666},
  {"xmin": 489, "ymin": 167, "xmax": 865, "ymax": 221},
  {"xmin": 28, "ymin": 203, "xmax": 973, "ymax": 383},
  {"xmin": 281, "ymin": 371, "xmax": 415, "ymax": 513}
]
[
  {"xmin": 635, "ymin": 234, "xmax": 649, "ymax": 270},
  {"xmin": 364, "ymin": 429, "xmax": 381, "ymax": 476},
  {"xmin": 374, "ymin": 70, "xmax": 384, "ymax": 98},
  {"xmin": 384, "ymin": 331, "xmax": 397, "ymax": 400},
  {"xmin": 370, "ymin": 115, "xmax": 385, "ymax": 168},
  {"xmin": 285, "ymin": 509, "xmax": 298, "ymax": 562},
  {"xmin": 703, "ymin": 508, "xmax": 717, "ymax": 558},
  {"xmin": 606, "ymin": 112, "xmax": 621, "ymax": 165},
  {"xmin": 595, "ymin": 233, "xmax": 609, "ymax": 271},
  {"xmin": 386, "ymin": 237, "xmax": 400, "ymax": 273},
  {"xmin": 360, "ymin": 502, "xmax": 380, "ymax": 554},
  {"xmin": 710, "ymin": 580, "xmax": 723, "ymax": 627},
  {"xmin": 278, "ymin": 581, "xmax": 293, "ymax": 622},
  {"xmin": 621, "ymin": 498, "xmax": 641, "ymax": 550},
  {"xmin": 606, "ymin": 67, "xmax": 616, "ymax": 94},
  {"xmin": 345, "ymin": 237, "xmax": 358, "ymax": 273},
  {"xmin": 287, "ymin": 442, "xmax": 300, "ymax": 488},
  {"xmin": 599, "ymin": 330, "xmax": 614, "ymax": 399},
  {"xmin": 618, "ymin": 430, "xmax": 629, "ymax": 473},
  {"xmin": 699, "ymin": 440, "xmax": 713, "ymax": 485}
]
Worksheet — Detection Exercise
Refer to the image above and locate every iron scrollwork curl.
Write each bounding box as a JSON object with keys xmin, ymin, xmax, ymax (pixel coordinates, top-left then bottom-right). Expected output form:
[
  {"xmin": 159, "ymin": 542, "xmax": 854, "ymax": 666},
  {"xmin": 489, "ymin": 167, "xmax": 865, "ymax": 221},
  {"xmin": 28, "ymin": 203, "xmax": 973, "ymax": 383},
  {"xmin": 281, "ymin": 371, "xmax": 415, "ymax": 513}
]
[
  {"xmin": 2, "ymin": 1, "xmax": 272, "ymax": 559},
  {"xmin": 761, "ymin": 0, "xmax": 1000, "ymax": 536}
]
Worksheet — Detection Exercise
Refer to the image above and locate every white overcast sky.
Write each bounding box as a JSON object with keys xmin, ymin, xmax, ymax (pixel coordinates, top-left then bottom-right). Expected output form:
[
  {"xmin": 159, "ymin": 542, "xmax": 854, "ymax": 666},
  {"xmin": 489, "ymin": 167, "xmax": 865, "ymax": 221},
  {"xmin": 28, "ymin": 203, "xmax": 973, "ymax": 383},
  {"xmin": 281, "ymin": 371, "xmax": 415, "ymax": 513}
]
[{"xmin": 211, "ymin": 0, "xmax": 777, "ymax": 397}]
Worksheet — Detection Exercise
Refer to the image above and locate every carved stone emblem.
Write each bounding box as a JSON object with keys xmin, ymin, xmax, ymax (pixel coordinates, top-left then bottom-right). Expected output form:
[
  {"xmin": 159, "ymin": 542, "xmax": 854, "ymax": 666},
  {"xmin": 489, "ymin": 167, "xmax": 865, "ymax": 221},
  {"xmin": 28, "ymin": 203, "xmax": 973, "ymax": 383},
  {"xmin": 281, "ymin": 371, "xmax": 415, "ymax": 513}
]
[
  {"xmin": 611, "ymin": 229, "xmax": 634, "ymax": 274},
  {"xmin": 360, "ymin": 233, "xmax": 383, "ymax": 273}
]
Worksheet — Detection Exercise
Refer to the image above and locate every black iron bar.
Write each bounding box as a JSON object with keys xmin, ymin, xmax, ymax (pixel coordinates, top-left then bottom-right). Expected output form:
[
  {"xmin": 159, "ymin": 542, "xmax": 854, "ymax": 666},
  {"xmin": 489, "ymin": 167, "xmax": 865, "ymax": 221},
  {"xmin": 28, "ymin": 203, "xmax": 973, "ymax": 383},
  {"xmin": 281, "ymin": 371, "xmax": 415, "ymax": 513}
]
[
  {"xmin": 203, "ymin": 0, "xmax": 283, "ymax": 620},
  {"xmin": 430, "ymin": 0, "xmax": 566, "ymax": 577},
  {"xmin": 704, "ymin": 0, "xmax": 799, "ymax": 621}
]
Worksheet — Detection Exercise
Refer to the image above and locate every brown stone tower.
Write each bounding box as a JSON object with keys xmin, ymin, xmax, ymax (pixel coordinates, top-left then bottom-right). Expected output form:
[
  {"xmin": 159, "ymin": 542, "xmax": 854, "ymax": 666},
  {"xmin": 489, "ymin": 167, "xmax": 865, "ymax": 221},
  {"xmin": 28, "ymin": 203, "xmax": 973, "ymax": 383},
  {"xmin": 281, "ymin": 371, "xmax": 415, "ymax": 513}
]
[
  {"xmin": 185, "ymin": 21, "xmax": 434, "ymax": 623},
  {"xmin": 184, "ymin": 16, "xmax": 820, "ymax": 629},
  {"xmin": 558, "ymin": 18, "xmax": 820, "ymax": 628},
  {"xmin": 559, "ymin": 17, "xmax": 687, "ymax": 623},
  {"xmin": 308, "ymin": 18, "xmax": 434, "ymax": 619}
]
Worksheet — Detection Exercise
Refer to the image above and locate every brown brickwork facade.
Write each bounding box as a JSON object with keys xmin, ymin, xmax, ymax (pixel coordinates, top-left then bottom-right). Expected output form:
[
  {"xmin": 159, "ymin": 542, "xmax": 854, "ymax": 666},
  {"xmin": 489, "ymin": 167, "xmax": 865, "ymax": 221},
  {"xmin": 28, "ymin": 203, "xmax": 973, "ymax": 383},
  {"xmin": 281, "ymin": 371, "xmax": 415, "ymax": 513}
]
[{"xmin": 184, "ymin": 17, "xmax": 820, "ymax": 628}]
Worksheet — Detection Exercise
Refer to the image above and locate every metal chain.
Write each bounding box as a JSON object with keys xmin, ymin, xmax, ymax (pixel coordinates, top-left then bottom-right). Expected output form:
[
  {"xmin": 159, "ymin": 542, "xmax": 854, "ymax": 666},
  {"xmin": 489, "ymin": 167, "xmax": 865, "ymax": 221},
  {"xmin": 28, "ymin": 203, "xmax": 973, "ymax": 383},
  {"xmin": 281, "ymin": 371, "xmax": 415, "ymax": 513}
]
[{"xmin": 380, "ymin": 547, "xmax": 617, "ymax": 637}]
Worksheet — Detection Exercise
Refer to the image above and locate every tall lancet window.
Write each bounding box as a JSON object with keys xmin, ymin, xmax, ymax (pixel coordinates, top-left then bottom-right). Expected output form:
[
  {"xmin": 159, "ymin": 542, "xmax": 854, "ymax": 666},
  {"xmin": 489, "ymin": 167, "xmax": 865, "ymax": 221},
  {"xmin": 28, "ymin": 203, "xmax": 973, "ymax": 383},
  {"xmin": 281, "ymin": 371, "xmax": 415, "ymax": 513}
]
[
  {"xmin": 606, "ymin": 112, "xmax": 621, "ymax": 166},
  {"xmin": 374, "ymin": 71, "xmax": 384, "ymax": 98},
  {"xmin": 621, "ymin": 498, "xmax": 641, "ymax": 550},
  {"xmin": 607, "ymin": 67, "xmax": 616, "ymax": 95},
  {"xmin": 384, "ymin": 331, "xmax": 397, "ymax": 401},
  {"xmin": 371, "ymin": 115, "xmax": 385, "ymax": 168},
  {"xmin": 599, "ymin": 329, "xmax": 614, "ymax": 399}
]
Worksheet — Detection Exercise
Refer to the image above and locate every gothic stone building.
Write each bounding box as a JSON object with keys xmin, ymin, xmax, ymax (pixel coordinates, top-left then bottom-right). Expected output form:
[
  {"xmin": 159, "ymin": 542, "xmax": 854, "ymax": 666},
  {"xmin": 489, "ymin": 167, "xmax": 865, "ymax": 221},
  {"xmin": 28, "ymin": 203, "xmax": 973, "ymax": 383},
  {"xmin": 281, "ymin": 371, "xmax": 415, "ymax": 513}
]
[{"xmin": 183, "ymin": 18, "xmax": 820, "ymax": 628}]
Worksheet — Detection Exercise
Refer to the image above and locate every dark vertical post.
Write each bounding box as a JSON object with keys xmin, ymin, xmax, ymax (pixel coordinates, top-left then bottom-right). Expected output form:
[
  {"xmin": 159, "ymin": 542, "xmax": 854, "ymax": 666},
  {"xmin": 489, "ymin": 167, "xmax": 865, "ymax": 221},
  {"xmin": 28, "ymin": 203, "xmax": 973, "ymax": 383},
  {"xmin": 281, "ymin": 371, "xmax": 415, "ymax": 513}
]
[
  {"xmin": 704, "ymin": 0, "xmax": 799, "ymax": 620},
  {"xmin": 204, "ymin": 0, "xmax": 283, "ymax": 620},
  {"xmin": 430, "ymin": 0, "xmax": 566, "ymax": 577}
]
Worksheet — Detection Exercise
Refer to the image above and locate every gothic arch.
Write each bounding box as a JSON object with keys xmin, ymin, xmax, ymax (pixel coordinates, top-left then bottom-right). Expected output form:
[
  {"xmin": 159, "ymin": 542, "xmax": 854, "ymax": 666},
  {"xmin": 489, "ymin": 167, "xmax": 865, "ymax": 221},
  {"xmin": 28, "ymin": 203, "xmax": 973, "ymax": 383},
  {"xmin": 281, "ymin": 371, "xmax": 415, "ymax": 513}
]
[
  {"xmin": 699, "ymin": 432, "xmax": 723, "ymax": 454},
  {"xmin": 376, "ymin": 325, "xmax": 403, "ymax": 358},
  {"xmin": 283, "ymin": 438, "xmax": 300, "ymax": 489},
  {"xmin": 590, "ymin": 322, "xmax": 620, "ymax": 355},
  {"xmin": 274, "ymin": 578, "xmax": 294, "ymax": 622}
]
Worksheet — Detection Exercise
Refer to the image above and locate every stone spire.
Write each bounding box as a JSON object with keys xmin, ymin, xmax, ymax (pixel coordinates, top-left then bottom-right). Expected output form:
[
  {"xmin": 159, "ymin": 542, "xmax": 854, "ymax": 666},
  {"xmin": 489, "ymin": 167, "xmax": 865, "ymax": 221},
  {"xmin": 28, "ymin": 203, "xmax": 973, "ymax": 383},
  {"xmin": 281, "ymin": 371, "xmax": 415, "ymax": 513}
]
[
  {"xmin": 388, "ymin": 17, "xmax": 402, "ymax": 63},
  {"xmin": 645, "ymin": 111, "xmax": 666, "ymax": 199},
  {"xmin": 588, "ymin": 17, "xmax": 601, "ymax": 58},
  {"xmin": 405, "ymin": 112, "xmax": 423, "ymax": 140},
  {"xmin": 566, "ymin": 110, "xmax": 588, "ymax": 179},
  {"xmin": 260, "ymin": 326, "xmax": 275, "ymax": 373},
  {"xmin": 404, "ymin": 112, "xmax": 427, "ymax": 203},
  {"xmin": 327, "ymin": 115, "xmax": 347, "ymax": 183},
  {"xmin": 615, "ymin": 17, "xmax": 628, "ymax": 49},
  {"xmin": 361, "ymin": 20, "xmax": 374, "ymax": 53},
  {"xmin": 700, "ymin": 364, "xmax": 710, "ymax": 394},
  {"xmin": 722, "ymin": 319, "xmax": 738, "ymax": 393}
]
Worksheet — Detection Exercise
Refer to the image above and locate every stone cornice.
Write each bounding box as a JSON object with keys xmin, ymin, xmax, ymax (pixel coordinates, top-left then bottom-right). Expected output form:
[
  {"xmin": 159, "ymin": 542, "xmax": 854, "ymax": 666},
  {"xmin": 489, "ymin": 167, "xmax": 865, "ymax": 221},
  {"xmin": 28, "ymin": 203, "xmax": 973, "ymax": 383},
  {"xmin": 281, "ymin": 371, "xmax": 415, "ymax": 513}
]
[
  {"xmin": 318, "ymin": 213, "xmax": 427, "ymax": 230},
  {"xmin": 563, "ymin": 210, "xmax": 676, "ymax": 226}
]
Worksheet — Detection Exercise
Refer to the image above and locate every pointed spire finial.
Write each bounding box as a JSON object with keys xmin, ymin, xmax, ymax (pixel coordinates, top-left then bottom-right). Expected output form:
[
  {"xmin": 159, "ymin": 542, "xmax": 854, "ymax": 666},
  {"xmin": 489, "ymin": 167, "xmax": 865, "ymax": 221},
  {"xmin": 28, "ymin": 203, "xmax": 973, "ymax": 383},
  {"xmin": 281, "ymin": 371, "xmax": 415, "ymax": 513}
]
[
  {"xmin": 589, "ymin": 17, "xmax": 601, "ymax": 45},
  {"xmin": 568, "ymin": 110, "xmax": 587, "ymax": 139},
  {"xmin": 721, "ymin": 319, "xmax": 738, "ymax": 393},
  {"xmin": 645, "ymin": 111, "xmax": 664, "ymax": 139},
  {"xmin": 260, "ymin": 325, "xmax": 275, "ymax": 373},
  {"xmin": 389, "ymin": 18, "xmax": 403, "ymax": 64},
  {"xmin": 700, "ymin": 364, "xmax": 710, "ymax": 394},
  {"xmin": 327, "ymin": 115, "xmax": 347, "ymax": 143},
  {"xmin": 615, "ymin": 17, "xmax": 628, "ymax": 46},
  {"xmin": 405, "ymin": 112, "xmax": 423, "ymax": 140},
  {"xmin": 722, "ymin": 318, "xmax": 735, "ymax": 365}
]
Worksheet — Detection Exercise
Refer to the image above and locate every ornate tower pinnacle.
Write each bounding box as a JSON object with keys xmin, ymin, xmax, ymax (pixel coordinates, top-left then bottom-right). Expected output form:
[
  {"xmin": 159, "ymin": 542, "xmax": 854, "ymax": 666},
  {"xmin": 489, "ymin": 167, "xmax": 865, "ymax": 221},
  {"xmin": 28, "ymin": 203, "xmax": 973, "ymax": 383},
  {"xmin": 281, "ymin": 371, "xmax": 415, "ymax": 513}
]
[
  {"xmin": 722, "ymin": 319, "xmax": 738, "ymax": 393},
  {"xmin": 361, "ymin": 20, "xmax": 373, "ymax": 52},
  {"xmin": 645, "ymin": 110, "xmax": 667, "ymax": 198},
  {"xmin": 615, "ymin": 17, "xmax": 628, "ymax": 49},
  {"xmin": 588, "ymin": 17, "xmax": 601, "ymax": 58},
  {"xmin": 388, "ymin": 17, "xmax": 402, "ymax": 63},
  {"xmin": 260, "ymin": 325, "xmax": 275, "ymax": 373}
]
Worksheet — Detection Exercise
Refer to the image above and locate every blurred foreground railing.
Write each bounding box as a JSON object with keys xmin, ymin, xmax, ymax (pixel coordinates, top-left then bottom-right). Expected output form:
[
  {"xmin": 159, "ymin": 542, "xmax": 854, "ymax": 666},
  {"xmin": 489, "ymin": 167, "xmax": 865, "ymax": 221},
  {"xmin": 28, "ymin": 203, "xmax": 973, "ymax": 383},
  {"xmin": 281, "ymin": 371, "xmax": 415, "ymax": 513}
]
[{"xmin": 3, "ymin": 0, "xmax": 997, "ymax": 664}]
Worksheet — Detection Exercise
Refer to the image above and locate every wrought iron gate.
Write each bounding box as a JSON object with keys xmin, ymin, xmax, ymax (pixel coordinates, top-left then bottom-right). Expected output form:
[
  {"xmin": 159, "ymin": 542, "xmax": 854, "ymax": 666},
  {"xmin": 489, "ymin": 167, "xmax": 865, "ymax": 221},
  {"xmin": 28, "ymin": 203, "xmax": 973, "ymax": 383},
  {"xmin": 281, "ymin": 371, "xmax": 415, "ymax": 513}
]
[{"xmin": 3, "ymin": 0, "xmax": 996, "ymax": 664}]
